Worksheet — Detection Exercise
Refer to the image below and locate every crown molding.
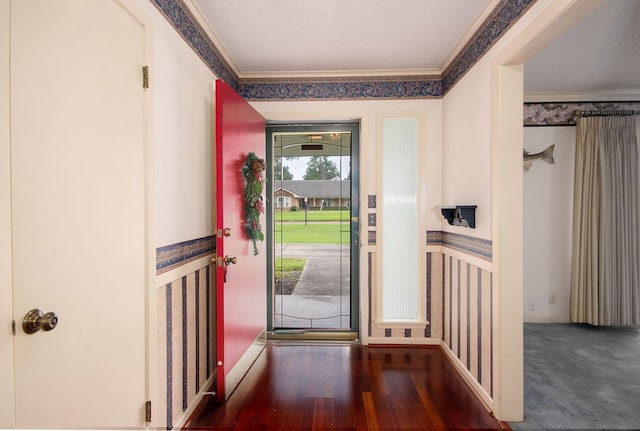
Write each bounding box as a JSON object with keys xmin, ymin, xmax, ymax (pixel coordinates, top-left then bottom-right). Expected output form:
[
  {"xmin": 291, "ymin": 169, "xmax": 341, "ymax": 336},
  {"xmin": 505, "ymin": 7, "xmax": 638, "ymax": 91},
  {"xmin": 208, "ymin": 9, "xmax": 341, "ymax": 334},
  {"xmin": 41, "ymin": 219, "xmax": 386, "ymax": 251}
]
[{"xmin": 237, "ymin": 68, "xmax": 442, "ymax": 80}]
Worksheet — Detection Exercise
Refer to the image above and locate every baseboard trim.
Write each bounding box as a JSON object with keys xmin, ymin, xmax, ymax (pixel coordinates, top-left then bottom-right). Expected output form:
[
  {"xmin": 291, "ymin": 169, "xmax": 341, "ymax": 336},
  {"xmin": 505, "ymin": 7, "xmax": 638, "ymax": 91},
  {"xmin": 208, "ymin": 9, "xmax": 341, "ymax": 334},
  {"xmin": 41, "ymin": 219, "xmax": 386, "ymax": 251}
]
[
  {"xmin": 174, "ymin": 373, "xmax": 216, "ymax": 430},
  {"xmin": 267, "ymin": 331, "xmax": 359, "ymax": 342},
  {"xmin": 440, "ymin": 342, "xmax": 494, "ymax": 413},
  {"xmin": 366, "ymin": 336, "xmax": 441, "ymax": 346}
]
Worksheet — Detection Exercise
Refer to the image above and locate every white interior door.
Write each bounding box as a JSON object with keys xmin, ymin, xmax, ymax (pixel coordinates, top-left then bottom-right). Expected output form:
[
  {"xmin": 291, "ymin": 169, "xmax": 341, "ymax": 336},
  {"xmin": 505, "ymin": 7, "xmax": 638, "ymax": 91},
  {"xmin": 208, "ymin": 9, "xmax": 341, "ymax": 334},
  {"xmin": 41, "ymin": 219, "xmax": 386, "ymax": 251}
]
[{"xmin": 10, "ymin": 0, "xmax": 150, "ymax": 427}]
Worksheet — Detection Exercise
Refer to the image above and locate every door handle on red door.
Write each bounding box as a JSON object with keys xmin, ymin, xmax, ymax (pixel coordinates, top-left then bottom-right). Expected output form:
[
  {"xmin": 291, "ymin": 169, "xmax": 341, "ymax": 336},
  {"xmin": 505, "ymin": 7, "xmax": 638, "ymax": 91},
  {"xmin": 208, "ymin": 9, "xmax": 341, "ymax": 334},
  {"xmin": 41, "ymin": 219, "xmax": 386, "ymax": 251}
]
[
  {"xmin": 22, "ymin": 308, "xmax": 59, "ymax": 334},
  {"xmin": 217, "ymin": 228, "xmax": 232, "ymax": 238}
]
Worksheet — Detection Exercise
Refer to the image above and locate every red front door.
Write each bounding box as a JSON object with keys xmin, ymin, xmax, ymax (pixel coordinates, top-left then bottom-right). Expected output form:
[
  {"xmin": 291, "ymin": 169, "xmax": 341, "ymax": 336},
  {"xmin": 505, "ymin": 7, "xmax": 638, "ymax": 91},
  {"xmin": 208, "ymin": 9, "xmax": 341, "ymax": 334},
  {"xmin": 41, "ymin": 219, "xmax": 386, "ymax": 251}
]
[{"xmin": 215, "ymin": 80, "xmax": 266, "ymax": 401}]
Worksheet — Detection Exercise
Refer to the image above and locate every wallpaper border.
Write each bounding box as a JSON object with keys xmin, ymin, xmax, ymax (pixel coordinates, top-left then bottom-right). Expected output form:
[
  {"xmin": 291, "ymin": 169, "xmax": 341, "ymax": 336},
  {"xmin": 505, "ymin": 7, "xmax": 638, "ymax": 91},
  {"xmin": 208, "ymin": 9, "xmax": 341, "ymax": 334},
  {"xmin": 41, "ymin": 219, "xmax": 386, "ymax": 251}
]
[
  {"xmin": 524, "ymin": 101, "xmax": 640, "ymax": 126},
  {"xmin": 238, "ymin": 76, "xmax": 442, "ymax": 101},
  {"xmin": 427, "ymin": 230, "xmax": 492, "ymax": 262},
  {"xmin": 156, "ymin": 236, "xmax": 215, "ymax": 274},
  {"xmin": 441, "ymin": 0, "xmax": 537, "ymax": 94}
]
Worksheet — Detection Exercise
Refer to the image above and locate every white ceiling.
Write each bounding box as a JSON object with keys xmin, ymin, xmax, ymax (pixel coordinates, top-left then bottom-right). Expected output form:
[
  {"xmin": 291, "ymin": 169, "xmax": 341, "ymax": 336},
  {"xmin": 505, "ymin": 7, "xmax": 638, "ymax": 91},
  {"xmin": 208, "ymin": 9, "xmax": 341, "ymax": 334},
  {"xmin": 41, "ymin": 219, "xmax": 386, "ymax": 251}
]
[
  {"xmin": 188, "ymin": 0, "xmax": 640, "ymax": 98},
  {"xmin": 189, "ymin": 0, "xmax": 495, "ymax": 76},
  {"xmin": 524, "ymin": 0, "xmax": 640, "ymax": 100}
]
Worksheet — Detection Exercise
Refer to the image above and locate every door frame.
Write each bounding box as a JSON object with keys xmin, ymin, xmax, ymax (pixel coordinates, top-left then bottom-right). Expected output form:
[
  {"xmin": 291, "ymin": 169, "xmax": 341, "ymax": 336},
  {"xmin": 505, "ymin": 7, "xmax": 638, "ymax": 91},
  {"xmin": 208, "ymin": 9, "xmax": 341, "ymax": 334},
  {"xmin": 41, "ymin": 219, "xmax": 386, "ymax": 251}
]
[{"xmin": 266, "ymin": 122, "xmax": 360, "ymax": 335}]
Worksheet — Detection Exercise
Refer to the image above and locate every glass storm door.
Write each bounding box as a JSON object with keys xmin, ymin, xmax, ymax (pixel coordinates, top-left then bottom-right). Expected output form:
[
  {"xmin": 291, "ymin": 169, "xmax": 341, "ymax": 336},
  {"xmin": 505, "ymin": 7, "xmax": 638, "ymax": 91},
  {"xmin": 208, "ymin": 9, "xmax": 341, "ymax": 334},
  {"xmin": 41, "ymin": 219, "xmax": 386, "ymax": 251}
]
[{"xmin": 266, "ymin": 123, "xmax": 359, "ymax": 334}]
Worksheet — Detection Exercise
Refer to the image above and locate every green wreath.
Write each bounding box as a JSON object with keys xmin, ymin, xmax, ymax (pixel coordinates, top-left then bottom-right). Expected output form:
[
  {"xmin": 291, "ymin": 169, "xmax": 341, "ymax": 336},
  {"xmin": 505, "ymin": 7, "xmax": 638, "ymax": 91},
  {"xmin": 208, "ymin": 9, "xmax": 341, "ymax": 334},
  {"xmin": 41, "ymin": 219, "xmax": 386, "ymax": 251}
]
[{"xmin": 242, "ymin": 152, "xmax": 266, "ymax": 255}]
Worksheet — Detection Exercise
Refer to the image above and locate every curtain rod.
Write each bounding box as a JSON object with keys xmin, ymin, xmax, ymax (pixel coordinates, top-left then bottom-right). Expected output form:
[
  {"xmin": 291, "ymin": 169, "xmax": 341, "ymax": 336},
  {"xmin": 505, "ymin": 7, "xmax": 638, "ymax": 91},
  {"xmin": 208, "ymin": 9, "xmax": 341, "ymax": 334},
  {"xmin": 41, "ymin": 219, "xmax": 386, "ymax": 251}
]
[{"xmin": 574, "ymin": 109, "xmax": 640, "ymax": 118}]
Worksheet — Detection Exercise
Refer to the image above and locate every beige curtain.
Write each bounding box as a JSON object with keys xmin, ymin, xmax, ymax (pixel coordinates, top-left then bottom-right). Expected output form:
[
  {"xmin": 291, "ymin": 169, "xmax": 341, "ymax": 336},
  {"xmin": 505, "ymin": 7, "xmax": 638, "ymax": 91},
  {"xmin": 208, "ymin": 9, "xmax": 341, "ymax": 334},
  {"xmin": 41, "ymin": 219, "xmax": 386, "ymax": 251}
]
[{"xmin": 571, "ymin": 116, "xmax": 640, "ymax": 326}]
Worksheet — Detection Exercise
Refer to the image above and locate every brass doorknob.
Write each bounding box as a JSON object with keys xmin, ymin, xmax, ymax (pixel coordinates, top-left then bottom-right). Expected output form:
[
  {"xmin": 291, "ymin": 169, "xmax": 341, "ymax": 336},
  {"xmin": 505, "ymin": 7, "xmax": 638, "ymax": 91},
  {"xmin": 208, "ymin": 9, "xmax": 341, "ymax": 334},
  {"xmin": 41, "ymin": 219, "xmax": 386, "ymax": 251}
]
[
  {"xmin": 225, "ymin": 255, "xmax": 237, "ymax": 265},
  {"xmin": 22, "ymin": 309, "xmax": 59, "ymax": 334}
]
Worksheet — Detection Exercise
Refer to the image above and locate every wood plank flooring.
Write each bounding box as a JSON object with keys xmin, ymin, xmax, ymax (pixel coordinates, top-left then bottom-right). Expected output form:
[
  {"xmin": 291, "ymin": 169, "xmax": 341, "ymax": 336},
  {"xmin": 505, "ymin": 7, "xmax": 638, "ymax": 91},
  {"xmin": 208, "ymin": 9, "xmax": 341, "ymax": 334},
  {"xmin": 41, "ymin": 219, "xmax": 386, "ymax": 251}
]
[{"xmin": 186, "ymin": 343, "xmax": 507, "ymax": 430}]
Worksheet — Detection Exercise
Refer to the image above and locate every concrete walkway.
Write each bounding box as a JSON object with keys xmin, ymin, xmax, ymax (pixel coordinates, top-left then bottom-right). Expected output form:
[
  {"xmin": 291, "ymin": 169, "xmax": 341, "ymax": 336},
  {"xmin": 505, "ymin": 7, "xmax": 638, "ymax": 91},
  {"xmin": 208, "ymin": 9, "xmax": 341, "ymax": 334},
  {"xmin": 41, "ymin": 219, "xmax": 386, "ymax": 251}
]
[
  {"xmin": 279, "ymin": 243, "xmax": 349, "ymax": 258},
  {"xmin": 274, "ymin": 243, "xmax": 351, "ymax": 329}
]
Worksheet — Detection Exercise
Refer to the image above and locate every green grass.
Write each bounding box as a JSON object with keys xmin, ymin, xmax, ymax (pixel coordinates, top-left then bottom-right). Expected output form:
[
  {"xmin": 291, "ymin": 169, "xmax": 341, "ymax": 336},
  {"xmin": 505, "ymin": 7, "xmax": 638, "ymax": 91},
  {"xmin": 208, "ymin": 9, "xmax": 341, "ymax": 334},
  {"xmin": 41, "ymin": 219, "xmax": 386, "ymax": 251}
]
[
  {"xmin": 274, "ymin": 257, "xmax": 307, "ymax": 272},
  {"xmin": 275, "ymin": 223, "xmax": 351, "ymax": 244},
  {"xmin": 274, "ymin": 209, "xmax": 350, "ymax": 222}
]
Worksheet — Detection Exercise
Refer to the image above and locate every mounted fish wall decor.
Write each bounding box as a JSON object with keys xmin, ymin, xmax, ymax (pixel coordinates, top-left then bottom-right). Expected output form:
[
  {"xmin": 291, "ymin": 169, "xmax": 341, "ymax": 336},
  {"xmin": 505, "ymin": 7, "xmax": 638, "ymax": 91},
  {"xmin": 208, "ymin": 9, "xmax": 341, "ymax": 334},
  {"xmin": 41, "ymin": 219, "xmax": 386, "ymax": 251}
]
[{"xmin": 523, "ymin": 144, "xmax": 555, "ymax": 172}]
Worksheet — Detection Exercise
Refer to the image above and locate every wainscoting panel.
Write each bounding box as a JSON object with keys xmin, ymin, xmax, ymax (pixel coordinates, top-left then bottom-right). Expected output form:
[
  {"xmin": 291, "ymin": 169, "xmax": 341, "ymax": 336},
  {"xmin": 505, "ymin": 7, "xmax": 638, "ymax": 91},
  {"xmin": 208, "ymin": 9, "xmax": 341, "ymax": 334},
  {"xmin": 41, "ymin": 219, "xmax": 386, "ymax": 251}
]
[
  {"xmin": 155, "ymin": 263, "xmax": 215, "ymax": 429},
  {"xmin": 429, "ymin": 252, "xmax": 444, "ymax": 340},
  {"xmin": 442, "ymin": 252, "xmax": 494, "ymax": 400}
]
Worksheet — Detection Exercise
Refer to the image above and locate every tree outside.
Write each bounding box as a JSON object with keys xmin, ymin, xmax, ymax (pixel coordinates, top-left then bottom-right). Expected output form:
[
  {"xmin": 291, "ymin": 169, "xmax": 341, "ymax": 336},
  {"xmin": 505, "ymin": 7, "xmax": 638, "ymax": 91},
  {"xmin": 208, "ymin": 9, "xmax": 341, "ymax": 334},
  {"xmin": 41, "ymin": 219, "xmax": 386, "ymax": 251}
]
[
  {"xmin": 274, "ymin": 157, "xmax": 293, "ymax": 180},
  {"xmin": 303, "ymin": 156, "xmax": 339, "ymax": 180}
]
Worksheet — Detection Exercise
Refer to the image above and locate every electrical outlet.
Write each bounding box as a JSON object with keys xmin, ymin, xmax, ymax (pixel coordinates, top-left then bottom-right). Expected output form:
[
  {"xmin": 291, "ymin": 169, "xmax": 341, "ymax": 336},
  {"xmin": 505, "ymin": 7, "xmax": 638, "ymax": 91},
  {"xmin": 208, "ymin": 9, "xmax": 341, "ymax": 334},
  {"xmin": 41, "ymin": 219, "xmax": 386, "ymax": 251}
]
[
  {"xmin": 528, "ymin": 300, "xmax": 536, "ymax": 311},
  {"xmin": 549, "ymin": 293, "xmax": 558, "ymax": 304}
]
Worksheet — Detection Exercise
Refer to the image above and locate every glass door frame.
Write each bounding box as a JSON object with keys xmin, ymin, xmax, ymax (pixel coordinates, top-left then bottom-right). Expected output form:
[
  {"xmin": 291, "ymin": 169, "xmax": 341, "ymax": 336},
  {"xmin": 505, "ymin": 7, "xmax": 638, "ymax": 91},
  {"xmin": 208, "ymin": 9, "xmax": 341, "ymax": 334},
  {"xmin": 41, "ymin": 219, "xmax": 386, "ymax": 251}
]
[{"xmin": 266, "ymin": 121, "xmax": 360, "ymax": 334}]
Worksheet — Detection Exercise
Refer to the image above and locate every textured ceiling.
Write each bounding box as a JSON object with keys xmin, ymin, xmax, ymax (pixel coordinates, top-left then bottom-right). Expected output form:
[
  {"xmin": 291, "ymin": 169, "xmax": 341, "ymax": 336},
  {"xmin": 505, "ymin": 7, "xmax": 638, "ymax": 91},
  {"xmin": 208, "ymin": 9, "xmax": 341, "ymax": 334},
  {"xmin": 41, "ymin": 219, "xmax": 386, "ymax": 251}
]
[
  {"xmin": 524, "ymin": 0, "xmax": 640, "ymax": 100},
  {"xmin": 189, "ymin": 0, "xmax": 494, "ymax": 76},
  {"xmin": 187, "ymin": 0, "xmax": 640, "ymax": 98}
]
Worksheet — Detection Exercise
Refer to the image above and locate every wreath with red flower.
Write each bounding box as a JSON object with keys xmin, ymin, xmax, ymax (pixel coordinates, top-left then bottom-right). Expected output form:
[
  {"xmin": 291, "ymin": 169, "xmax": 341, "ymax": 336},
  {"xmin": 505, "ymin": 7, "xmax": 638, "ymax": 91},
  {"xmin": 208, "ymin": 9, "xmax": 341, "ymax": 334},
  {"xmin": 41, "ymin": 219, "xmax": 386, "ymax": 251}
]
[{"xmin": 242, "ymin": 152, "xmax": 266, "ymax": 255}]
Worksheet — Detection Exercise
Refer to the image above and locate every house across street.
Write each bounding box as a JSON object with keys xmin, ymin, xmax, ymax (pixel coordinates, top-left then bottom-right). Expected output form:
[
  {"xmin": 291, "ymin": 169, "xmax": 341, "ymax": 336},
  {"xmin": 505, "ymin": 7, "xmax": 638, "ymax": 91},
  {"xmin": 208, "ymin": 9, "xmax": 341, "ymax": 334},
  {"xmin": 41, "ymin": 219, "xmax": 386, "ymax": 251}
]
[{"xmin": 274, "ymin": 180, "xmax": 350, "ymax": 210}]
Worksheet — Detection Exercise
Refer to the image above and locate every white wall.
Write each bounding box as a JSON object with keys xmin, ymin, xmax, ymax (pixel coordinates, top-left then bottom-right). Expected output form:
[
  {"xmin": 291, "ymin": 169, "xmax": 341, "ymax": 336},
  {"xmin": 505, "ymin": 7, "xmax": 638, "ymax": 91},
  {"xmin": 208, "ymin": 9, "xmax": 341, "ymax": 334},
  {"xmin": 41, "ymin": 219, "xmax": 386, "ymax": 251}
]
[
  {"xmin": 442, "ymin": 65, "xmax": 493, "ymax": 239},
  {"xmin": 134, "ymin": 0, "xmax": 217, "ymax": 247},
  {"xmin": 523, "ymin": 126, "xmax": 575, "ymax": 322}
]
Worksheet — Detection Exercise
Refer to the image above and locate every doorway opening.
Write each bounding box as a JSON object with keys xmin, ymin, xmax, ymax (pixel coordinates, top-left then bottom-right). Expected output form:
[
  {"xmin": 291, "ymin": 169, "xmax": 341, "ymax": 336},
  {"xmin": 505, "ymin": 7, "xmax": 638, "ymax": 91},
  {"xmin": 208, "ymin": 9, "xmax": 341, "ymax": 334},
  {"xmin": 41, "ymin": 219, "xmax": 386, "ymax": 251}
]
[{"xmin": 266, "ymin": 123, "xmax": 360, "ymax": 338}]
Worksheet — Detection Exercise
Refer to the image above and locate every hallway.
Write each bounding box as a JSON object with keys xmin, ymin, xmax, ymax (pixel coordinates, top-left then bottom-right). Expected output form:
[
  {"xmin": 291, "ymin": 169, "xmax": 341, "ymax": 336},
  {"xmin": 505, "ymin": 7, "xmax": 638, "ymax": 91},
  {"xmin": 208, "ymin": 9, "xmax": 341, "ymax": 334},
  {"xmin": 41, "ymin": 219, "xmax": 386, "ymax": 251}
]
[{"xmin": 186, "ymin": 344, "xmax": 506, "ymax": 430}]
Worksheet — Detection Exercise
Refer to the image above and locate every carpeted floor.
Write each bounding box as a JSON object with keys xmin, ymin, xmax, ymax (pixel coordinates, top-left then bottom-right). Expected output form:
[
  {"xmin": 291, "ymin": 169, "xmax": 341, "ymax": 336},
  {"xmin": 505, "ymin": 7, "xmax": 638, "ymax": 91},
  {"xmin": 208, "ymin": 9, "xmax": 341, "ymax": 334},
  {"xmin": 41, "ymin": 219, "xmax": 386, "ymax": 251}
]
[{"xmin": 510, "ymin": 323, "xmax": 640, "ymax": 430}]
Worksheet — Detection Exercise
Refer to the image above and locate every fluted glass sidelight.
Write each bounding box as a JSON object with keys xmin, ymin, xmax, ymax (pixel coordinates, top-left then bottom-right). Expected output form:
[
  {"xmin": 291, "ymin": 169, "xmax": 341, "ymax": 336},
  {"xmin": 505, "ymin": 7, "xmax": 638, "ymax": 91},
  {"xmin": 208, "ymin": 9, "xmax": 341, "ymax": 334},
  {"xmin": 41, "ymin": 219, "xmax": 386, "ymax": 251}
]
[{"xmin": 382, "ymin": 118, "xmax": 419, "ymax": 320}]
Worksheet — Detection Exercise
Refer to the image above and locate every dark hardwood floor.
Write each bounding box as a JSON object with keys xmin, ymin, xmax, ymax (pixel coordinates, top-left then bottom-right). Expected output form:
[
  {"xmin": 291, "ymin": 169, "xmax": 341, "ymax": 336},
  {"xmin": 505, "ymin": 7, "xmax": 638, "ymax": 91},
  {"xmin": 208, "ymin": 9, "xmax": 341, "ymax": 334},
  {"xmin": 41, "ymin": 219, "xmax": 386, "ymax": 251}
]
[{"xmin": 186, "ymin": 343, "xmax": 507, "ymax": 430}]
